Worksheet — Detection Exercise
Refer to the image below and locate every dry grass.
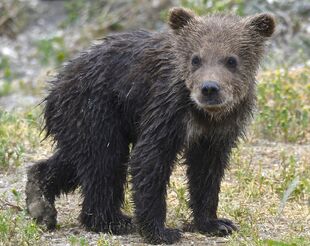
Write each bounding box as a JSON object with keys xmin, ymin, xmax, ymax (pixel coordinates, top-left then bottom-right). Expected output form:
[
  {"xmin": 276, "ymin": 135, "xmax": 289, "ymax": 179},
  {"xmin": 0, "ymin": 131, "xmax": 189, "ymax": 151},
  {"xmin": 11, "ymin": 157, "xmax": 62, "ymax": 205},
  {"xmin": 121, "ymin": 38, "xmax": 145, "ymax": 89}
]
[{"xmin": 29, "ymin": 140, "xmax": 309, "ymax": 245}]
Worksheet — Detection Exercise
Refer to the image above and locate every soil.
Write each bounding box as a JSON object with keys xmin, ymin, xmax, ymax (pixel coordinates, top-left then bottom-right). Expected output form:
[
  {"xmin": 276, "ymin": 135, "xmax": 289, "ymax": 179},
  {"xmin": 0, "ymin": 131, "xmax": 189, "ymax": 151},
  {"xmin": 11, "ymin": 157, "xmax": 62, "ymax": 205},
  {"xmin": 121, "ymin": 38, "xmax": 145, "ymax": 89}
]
[{"xmin": 1, "ymin": 140, "xmax": 309, "ymax": 245}]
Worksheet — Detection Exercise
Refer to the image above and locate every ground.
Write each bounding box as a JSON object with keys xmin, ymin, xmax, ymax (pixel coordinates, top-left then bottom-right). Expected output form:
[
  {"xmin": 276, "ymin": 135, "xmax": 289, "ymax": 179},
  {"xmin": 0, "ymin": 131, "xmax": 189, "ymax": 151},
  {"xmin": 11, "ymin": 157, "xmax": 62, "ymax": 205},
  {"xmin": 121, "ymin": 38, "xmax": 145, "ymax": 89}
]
[
  {"xmin": 0, "ymin": 0, "xmax": 309, "ymax": 245},
  {"xmin": 1, "ymin": 136, "xmax": 309, "ymax": 245}
]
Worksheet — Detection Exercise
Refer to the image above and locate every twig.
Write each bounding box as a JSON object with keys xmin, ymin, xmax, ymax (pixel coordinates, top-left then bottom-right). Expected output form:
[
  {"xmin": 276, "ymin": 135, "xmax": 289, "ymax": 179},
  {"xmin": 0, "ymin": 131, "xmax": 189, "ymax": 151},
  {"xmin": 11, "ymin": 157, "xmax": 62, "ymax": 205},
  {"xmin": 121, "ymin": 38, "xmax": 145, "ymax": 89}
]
[{"xmin": 0, "ymin": 198, "xmax": 23, "ymax": 212}]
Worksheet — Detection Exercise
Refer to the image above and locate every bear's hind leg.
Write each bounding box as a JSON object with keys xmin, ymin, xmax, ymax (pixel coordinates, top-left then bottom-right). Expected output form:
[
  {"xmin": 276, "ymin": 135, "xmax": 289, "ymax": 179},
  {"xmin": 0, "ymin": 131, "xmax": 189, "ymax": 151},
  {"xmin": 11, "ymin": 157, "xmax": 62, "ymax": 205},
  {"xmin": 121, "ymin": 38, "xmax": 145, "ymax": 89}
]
[
  {"xmin": 78, "ymin": 128, "xmax": 132, "ymax": 235},
  {"xmin": 26, "ymin": 151, "xmax": 78, "ymax": 229}
]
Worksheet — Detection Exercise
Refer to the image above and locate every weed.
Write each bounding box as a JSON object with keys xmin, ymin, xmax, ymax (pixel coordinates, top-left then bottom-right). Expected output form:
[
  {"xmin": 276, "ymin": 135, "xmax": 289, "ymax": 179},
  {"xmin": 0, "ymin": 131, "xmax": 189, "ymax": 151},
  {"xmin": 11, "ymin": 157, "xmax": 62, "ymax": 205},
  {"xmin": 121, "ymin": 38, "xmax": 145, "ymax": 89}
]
[
  {"xmin": 263, "ymin": 238, "xmax": 310, "ymax": 246},
  {"xmin": 36, "ymin": 36, "xmax": 69, "ymax": 66},
  {"xmin": 123, "ymin": 183, "xmax": 133, "ymax": 215},
  {"xmin": 252, "ymin": 66, "xmax": 310, "ymax": 143},
  {"xmin": 169, "ymin": 180, "xmax": 190, "ymax": 226},
  {"xmin": 0, "ymin": 109, "xmax": 42, "ymax": 171},
  {"xmin": 0, "ymin": 56, "xmax": 13, "ymax": 96},
  {"xmin": 97, "ymin": 233, "xmax": 118, "ymax": 246},
  {"xmin": 68, "ymin": 235, "xmax": 89, "ymax": 246},
  {"xmin": 221, "ymin": 144, "xmax": 310, "ymax": 245},
  {"xmin": 64, "ymin": 0, "xmax": 86, "ymax": 25},
  {"xmin": 0, "ymin": 191, "xmax": 41, "ymax": 245},
  {"xmin": 274, "ymin": 153, "xmax": 309, "ymax": 201},
  {"xmin": 62, "ymin": 0, "xmax": 107, "ymax": 27},
  {"xmin": 179, "ymin": 0, "xmax": 245, "ymax": 16}
]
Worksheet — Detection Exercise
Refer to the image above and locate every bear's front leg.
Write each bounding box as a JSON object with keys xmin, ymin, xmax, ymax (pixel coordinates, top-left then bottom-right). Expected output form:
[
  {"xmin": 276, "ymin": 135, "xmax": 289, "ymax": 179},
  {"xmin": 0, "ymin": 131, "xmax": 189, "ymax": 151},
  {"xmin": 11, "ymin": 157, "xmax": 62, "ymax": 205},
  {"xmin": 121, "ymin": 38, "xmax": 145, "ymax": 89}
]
[
  {"xmin": 186, "ymin": 137, "xmax": 238, "ymax": 236},
  {"xmin": 130, "ymin": 125, "xmax": 184, "ymax": 244}
]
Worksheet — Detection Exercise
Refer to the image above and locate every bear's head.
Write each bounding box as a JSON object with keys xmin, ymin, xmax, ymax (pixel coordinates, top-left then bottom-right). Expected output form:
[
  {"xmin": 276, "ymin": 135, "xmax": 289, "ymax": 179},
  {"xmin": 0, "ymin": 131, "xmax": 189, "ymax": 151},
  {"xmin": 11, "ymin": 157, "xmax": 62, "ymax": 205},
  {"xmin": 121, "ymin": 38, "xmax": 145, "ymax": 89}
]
[{"xmin": 168, "ymin": 7, "xmax": 275, "ymax": 118}]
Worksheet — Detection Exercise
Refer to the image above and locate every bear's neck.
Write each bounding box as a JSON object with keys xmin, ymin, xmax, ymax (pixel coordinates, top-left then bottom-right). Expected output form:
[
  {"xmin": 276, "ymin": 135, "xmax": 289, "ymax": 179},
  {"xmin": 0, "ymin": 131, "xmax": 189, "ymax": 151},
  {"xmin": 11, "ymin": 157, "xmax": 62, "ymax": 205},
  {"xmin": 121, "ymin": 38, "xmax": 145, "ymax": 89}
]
[{"xmin": 185, "ymin": 90, "xmax": 255, "ymax": 145}]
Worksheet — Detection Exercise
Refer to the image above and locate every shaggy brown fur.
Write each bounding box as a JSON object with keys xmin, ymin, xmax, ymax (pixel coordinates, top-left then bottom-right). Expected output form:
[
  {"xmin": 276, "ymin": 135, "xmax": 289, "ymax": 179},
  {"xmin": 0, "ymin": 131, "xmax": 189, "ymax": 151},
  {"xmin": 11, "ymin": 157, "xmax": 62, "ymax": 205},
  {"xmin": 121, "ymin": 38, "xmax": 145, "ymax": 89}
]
[{"xmin": 25, "ymin": 7, "xmax": 275, "ymax": 244}]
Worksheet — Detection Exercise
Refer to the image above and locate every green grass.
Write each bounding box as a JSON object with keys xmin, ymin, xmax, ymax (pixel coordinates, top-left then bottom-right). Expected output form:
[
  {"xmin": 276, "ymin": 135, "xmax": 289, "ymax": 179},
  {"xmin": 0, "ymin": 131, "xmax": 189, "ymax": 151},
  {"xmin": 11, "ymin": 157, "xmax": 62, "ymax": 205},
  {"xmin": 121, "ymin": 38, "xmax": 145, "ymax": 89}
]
[
  {"xmin": 228, "ymin": 148, "xmax": 310, "ymax": 203},
  {"xmin": 0, "ymin": 56, "xmax": 13, "ymax": 96},
  {"xmin": 219, "ymin": 143, "xmax": 310, "ymax": 245},
  {"xmin": 0, "ymin": 190, "xmax": 42, "ymax": 245},
  {"xmin": 36, "ymin": 36, "xmax": 69, "ymax": 66},
  {"xmin": 252, "ymin": 66, "xmax": 310, "ymax": 143},
  {"xmin": 62, "ymin": 0, "xmax": 110, "ymax": 27},
  {"xmin": 68, "ymin": 235, "xmax": 89, "ymax": 246},
  {"xmin": 179, "ymin": 0, "xmax": 245, "ymax": 16},
  {"xmin": 63, "ymin": 0, "xmax": 86, "ymax": 25},
  {"xmin": 68, "ymin": 234, "xmax": 117, "ymax": 246},
  {"xmin": 263, "ymin": 238, "xmax": 310, "ymax": 246},
  {"xmin": 0, "ymin": 109, "xmax": 42, "ymax": 171},
  {"xmin": 0, "ymin": 209, "xmax": 41, "ymax": 245},
  {"xmin": 160, "ymin": 0, "xmax": 245, "ymax": 23}
]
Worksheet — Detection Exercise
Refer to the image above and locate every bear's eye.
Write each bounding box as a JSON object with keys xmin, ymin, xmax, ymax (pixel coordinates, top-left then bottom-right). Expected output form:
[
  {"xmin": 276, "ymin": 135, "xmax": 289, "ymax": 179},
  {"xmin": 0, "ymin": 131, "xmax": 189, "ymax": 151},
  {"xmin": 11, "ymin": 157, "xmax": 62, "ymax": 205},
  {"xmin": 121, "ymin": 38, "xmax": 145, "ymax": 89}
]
[
  {"xmin": 191, "ymin": 55, "xmax": 201, "ymax": 67},
  {"xmin": 225, "ymin": 56, "xmax": 238, "ymax": 70}
]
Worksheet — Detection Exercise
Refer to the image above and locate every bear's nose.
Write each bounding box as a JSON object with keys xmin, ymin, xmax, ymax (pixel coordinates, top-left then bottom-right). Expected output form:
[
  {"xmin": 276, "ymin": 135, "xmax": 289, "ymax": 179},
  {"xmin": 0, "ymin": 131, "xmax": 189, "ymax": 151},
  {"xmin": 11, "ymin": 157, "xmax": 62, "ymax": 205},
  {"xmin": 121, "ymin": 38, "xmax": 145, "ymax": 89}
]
[{"xmin": 201, "ymin": 81, "xmax": 220, "ymax": 96}]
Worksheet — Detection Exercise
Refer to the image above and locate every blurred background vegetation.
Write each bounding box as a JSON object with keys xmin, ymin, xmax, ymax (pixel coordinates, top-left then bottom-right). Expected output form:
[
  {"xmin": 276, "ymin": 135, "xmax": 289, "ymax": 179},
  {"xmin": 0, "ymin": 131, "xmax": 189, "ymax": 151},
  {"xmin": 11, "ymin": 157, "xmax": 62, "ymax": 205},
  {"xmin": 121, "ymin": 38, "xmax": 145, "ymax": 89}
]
[
  {"xmin": 0, "ymin": 0, "xmax": 309, "ymax": 245},
  {"xmin": 0, "ymin": 0, "xmax": 309, "ymax": 140}
]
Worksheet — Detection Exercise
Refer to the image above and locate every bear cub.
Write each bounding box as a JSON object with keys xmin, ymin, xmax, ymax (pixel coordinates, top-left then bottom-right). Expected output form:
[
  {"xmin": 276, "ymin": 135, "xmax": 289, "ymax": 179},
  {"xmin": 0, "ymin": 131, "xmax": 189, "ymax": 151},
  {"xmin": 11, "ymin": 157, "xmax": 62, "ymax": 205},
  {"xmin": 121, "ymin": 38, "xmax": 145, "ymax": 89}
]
[{"xmin": 26, "ymin": 7, "xmax": 275, "ymax": 244}]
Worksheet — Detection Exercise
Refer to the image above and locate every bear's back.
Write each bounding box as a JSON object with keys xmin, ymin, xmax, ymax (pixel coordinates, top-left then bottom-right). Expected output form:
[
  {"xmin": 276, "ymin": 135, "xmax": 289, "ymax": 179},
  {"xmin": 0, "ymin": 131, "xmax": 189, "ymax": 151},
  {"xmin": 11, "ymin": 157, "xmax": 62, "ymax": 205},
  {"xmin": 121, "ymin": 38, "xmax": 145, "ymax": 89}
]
[{"xmin": 44, "ymin": 30, "xmax": 175, "ymax": 143}]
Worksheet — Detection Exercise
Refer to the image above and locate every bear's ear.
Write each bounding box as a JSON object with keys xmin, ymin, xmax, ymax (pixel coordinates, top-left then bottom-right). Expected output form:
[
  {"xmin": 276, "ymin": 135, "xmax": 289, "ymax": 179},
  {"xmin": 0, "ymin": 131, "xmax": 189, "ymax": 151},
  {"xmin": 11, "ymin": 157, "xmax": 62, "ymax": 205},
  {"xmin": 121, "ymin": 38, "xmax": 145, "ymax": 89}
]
[
  {"xmin": 245, "ymin": 13, "xmax": 275, "ymax": 37},
  {"xmin": 168, "ymin": 7, "xmax": 196, "ymax": 31}
]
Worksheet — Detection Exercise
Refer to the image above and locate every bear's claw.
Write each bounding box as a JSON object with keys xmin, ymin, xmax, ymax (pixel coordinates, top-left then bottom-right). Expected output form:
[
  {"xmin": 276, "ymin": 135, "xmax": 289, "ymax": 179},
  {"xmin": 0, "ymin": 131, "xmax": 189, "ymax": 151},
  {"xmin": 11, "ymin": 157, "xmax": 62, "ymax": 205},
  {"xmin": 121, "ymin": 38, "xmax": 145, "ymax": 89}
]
[
  {"xmin": 196, "ymin": 218, "xmax": 238, "ymax": 236},
  {"xmin": 81, "ymin": 212, "xmax": 134, "ymax": 235},
  {"xmin": 140, "ymin": 226, "xmax": 182, "ymax": 245}
]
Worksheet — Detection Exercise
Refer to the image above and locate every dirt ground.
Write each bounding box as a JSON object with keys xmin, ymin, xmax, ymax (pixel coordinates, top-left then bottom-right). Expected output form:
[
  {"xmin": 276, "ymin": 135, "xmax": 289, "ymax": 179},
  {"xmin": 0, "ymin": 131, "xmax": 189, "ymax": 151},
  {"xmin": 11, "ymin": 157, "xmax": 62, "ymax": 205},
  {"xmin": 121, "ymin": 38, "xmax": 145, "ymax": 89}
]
[{"xmin": 1, "ymin": 140, "xmax": 309, "ymax": 245}]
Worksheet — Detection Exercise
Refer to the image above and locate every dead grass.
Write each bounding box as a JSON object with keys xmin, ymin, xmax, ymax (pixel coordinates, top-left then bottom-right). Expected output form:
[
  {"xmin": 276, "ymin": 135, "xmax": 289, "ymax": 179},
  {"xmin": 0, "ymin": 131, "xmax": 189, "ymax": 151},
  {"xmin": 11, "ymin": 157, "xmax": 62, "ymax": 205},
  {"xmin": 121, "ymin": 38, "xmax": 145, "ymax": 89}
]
[{"xmin": 27, "ymin": 139, "xmax": 309, "ymax": 245}]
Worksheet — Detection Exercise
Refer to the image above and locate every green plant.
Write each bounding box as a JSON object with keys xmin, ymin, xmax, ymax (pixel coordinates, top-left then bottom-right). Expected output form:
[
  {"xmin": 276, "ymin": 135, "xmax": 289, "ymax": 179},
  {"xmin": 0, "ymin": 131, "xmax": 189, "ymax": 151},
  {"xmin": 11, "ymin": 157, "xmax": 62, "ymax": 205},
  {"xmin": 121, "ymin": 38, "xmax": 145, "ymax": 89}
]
[
  {"xmin": 179, "ymin": 0, "xmax": 245, "ymax": 15},
  {"xmin": 252, "ymin": 66, "xmax": 310, "ymax": 143},
  {"xmin": 96, "ymin": 233, "xmax": 117, "ymax": 246},
  {"xmin": 0, "ymin": 191, "xmax": 41, "ymax": 245},
  {"xmin": 170, "ymin": 181, "xmax": 189, "ymax": 221},
  {"xmin": 274, "ymin": 154, "xmax": 309, "ymax": 201},
  {"xmin": 36, "ymin": 36, "xmax": 69, "ymax": 66},
  {"xmin": 263, "ymin": 238, "xmax": 310, "ymax": 246},
  {"xmin": 62, "ymin": 0, "xmax": 108, "ymax": 27},
  {"xmin": 0, "ymin": 56, "xmax": 13, "ymax": 96},
  {"xmin": 68, "ymin": 235, "xmax": 89, "ymax": 246},
  {"xmin": 63, "ymin": 0, "xmax": 86, "ymax": 25},
  {"xmin": 0, "ymin": 109, "xmax": 42, "ymax": 171}
]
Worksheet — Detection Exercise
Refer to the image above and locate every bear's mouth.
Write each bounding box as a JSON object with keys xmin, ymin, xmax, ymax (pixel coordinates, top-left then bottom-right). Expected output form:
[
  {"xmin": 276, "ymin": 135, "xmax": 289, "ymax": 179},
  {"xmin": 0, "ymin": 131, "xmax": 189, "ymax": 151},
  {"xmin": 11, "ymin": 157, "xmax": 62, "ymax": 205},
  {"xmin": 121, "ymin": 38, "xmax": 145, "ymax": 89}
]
[
  {"xmin": 201, "ymin": 103, "xmax": 228, "ymax": 113},
  {"xmin": 191, "ymin": 94, "xmax": 227, "ymax": 112}
]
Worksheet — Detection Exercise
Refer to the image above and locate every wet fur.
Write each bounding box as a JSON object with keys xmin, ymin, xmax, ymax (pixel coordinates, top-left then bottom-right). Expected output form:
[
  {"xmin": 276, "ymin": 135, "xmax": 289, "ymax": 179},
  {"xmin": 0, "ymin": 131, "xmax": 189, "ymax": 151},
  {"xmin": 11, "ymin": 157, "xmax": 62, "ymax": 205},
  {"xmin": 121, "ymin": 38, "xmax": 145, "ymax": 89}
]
[{"xmin": 26, "ymin": 9, "xmax": 274, "ymax": 245}]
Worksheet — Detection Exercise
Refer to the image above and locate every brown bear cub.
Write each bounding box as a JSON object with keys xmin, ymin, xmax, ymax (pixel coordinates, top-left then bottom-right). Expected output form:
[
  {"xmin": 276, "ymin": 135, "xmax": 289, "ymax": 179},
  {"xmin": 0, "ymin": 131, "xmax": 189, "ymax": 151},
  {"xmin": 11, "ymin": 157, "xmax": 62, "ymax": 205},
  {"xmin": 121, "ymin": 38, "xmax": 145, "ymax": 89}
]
[{"xmin": 26, "ymin": 7, "xmax": 275, "ymax": 244}]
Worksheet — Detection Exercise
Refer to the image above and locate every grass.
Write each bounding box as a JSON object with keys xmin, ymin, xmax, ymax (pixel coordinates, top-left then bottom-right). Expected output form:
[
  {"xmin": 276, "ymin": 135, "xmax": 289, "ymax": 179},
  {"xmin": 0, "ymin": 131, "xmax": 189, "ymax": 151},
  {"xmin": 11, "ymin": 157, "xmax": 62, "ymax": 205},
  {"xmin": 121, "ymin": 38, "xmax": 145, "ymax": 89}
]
[
  {"xmin": 63, "ymin": 0, "xmax": 86, "ymax": 25},
  {"xmin": 0, "ymin": 109, "xmax": 45, "ymax": 171},
  {"xmin": 0, "ymin": 208, "xmax": 41, "ymax": 245},
  {"xmin": 252, "ymin": 66, "xmax": 310, "ymax": 143},
  {"xmin": 36, "ymin": 36, "xmax": 69, "ymax": 66},
  {"xmin": 179, "ymin": 0, "xmax": 246, "ymax": 16},
  {"xmin": 165, "ymin": 139, "xmax": 310, "ymax": 245},
  {"xmin": 68, "ymin": 235, "xmax": 89, "ymax": 246},
  {"xmin": 62, "ymin": 0, "xmax": 104, "ymax": 26},
  {"xmin": 68, "ymin": 234, "xmax": 117, "ymax": 246},
  {"xmin": 61, "ymin": 0, "xmax": 120, "ymax": 31},
  {"xmin": 0, "ymin": 106, "xmax": 55, "ymax": 172},
  {"xmin": 0, "ymin": 56, "xmax": 13, "ymax": 96},
  {"xmin": 222, "ymin": 144, "xmax": 310, "ymax": 245},
  {"xmin": 0, "ymin": 190, "xmax": 42, "ymax": 245}
]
